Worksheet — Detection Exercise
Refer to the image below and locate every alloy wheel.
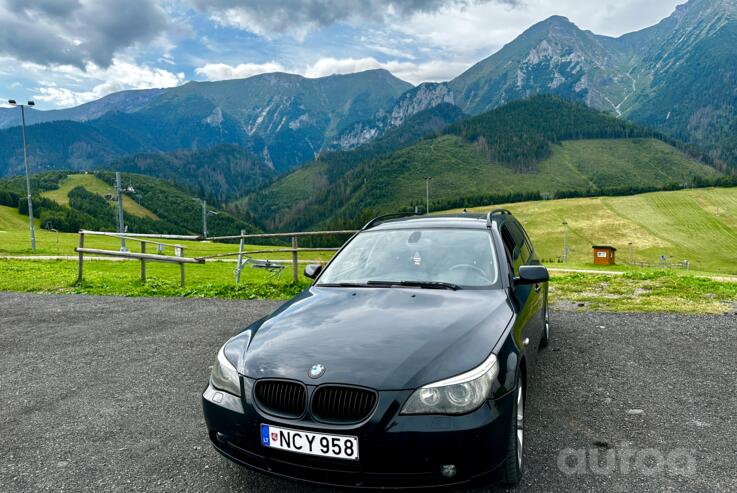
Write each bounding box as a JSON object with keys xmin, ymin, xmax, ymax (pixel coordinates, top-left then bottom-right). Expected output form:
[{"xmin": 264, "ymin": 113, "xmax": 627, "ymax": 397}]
[
  {"xmin": 544, "ymin": 304, "xmax": 550, "ymax": 340},
  {"xmin": 516, "ymin": 382, "xmax": 524, "ymax": 468}
]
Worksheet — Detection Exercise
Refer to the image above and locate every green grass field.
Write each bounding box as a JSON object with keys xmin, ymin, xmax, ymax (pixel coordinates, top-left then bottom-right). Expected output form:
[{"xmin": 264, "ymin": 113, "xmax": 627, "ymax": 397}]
[
  {"xmin": 550, "ymin": 270, "xmax": 737, "ymax": 314},
  {"xmin": 4, "ymin": 185, "xmax": 737, "ymax": 311},
  {"xmin": 0, "ymin": 258, "xmax": 310, "ymax": 299},
  {"xmin": 0, "ymin": 202, "xmax": 335, "ymax": 300},
  {"xmin": 452, "ymin": 186, "xmax": 737, "ymax": 274}
]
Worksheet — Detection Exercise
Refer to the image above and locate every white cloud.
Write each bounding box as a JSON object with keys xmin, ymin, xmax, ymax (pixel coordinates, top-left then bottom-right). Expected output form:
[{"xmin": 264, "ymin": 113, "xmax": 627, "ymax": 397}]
[
  {"xmin": 195, "ymin": 61, "xmax": 286, "ymax": 80},
  {"xmin": 194, "ymin": 56, "xmax": 470, "ymax": 85},
  {"xmin": 365, "ymin": 44, "xmax": 416, "ymax": 60},
  {"xmin": 391, "ymin": 0, "xmax": 682, "ymax": 58},
  {"xmin": 304, "ymin": 57, "xmax": 470, "ymax": 84},
  {"xmin": 302, "ymin": 57, "xmax": 386, "ymax": 78},
  {"xmin": 32, "ymin": 59, "xmax": 185, "ymax": 107},
  {"xmin": 390, "ymin": 60, "xmax": 471, "ymax": 83},
  {"xmin": 0, "ymin": 0, "xmax": 168, "ymax": 68},
  {"xmin": 194, "ymin": 0, "xmax": 512, "ymax": 41}
]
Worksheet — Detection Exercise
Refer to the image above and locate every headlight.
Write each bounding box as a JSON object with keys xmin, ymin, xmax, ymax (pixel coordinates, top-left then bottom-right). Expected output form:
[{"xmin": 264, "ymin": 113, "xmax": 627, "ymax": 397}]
[
  {"xmin": 210, "ymin": 331, "xmax": 251, "ymax": 396},
  {"xmin": 401, "ymin": 352, "xmax": 498, "ymax": 415}
]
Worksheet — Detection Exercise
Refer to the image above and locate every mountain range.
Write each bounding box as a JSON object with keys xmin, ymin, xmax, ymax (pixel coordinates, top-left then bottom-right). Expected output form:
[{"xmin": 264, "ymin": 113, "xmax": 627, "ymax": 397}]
[
  {"xmin": 243, "ymin": 96, "xmax": 723, "ymax": 233},
  {"xmin": 0, "ymin": 0, "xmax": 735, "ymax": 209},
  {"xmin": 0, "ymin": 70, "xmax": 411, "ymax": 175},
  {"xmin": 336, "ymin": 0, "xmax": 737, "ymax": 166}
]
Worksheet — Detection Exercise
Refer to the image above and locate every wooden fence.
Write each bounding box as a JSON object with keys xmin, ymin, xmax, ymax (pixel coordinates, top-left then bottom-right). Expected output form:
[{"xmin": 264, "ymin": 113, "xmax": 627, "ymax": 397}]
[
  {"xmin": 75, "ymin": 230, "xmax": 204, "ymax": 287},
  {"xmin": 201, "ymin": 230, "xmax": 357, "ymax": 283},
  {"xmin": 74, "ymin": 229, "xmax": 358, "ymax": 287}
]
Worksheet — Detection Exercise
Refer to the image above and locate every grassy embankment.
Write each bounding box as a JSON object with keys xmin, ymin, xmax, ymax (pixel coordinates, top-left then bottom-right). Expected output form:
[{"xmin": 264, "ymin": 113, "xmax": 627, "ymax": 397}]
[
  {"xmin": 5, "ymin": 185, "xmax": 737, "ymax": 311},
  {"xmin": 0, "ymin": 203, "xmax": 331, "ymax": 299}
]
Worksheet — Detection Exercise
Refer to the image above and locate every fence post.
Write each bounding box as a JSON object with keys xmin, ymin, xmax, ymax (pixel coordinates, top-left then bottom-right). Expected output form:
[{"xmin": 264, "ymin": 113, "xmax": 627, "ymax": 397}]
[
  {"xmin": 140, "ymin": 242, "xmax": 146, "ymax": 283},
  {"xmin": 236, "ymin": 229, "xmax": 245, "ymax": 284},
  {"xmin": 180, "ymin": 263, "xmax": 185, "ymax": 288},
  {"xmin": 292, "ymin": 236, "xmax": 299, "ymax": 283},
  {"xmin": 76, "ymin": 231, "xmax": 85, "ymax": 283}
]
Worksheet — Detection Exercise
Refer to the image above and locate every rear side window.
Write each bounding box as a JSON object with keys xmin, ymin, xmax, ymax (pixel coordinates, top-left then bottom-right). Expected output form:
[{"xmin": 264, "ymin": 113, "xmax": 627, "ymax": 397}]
[
  {"xmin": 501, "ymin": 226, "xmax": 516, "ymax": 262},
  {"xmin": 501, "ymin": 222, "xmax": 531, "ymax": 273},
  {"xmin": 509, "ymin": 223, "xmax": 532, "ymax": 264}
]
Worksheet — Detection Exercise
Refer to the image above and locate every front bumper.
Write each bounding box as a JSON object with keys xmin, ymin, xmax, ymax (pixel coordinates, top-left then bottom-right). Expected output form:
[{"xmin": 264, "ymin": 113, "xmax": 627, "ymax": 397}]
[{"xmin": 202, "ymin": 380, "xmax": 515, "ymax": 489}]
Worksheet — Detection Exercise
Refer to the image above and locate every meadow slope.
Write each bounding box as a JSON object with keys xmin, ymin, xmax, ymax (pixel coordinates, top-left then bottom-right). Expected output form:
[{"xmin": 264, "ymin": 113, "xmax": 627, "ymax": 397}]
[
  {"xmin": 41, "ymin": 173, "xmax": 159, "ymax": 219},
  {"xmin": 455, "ymin": 186, "xmax": 737, "ymax": 274}
]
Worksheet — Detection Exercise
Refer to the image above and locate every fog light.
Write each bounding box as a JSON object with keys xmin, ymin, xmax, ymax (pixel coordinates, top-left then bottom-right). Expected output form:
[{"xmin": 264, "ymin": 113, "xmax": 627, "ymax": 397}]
[{"xmin": 440, "ymin": 464, "xmax": 457, "ymax": 478}]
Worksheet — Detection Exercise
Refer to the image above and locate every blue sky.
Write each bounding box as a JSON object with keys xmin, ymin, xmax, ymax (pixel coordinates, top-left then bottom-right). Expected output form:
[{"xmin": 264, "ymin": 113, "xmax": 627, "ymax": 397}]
[{"xmin": 0, "ymin": 0, "xmax": 683, "ymax": 109}]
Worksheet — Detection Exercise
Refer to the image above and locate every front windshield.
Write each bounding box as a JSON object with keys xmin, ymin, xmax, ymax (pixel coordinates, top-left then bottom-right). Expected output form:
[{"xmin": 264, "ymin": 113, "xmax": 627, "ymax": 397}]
[{"xmin": 318, "ymin": 228, "xmax": 499, "ymax": 288}]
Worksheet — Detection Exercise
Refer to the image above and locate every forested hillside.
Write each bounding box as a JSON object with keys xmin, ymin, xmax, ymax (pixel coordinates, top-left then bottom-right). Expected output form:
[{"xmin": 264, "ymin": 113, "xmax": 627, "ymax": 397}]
[
  {"xmin": 0, "ymin": 172, "xmax": 257, "ymax": 235},
  {"xmin": 448, "ymin": 96, "xmax": 661, "ymax": 169},
  {"xmin": 109, "ymin": 144, "xmax": 277, "ymax": 203},
  {"xmin": 239, "ymin": 97, "xmax": 723, "ymax": 233}
]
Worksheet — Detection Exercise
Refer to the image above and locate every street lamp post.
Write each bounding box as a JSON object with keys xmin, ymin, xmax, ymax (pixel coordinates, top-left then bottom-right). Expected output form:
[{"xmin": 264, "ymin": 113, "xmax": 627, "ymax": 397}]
[
  {"xmin": 424, "ymin": 176, "xmax": 432, "ymax": 214},
  {"xmin": 9, "ymin": 99, "xmax": 36, "ymax": 252}
]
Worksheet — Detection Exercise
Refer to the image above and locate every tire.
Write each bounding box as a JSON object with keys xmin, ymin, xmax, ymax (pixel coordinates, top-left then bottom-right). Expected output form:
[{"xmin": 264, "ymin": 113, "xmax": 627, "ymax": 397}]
[
  {"xmin": 500, "ymin": 375, "xmax": 524, "ymax": 486},
  {"xmin": 540, "ymin": 300, "xmax": 550, "ymax": 348}
]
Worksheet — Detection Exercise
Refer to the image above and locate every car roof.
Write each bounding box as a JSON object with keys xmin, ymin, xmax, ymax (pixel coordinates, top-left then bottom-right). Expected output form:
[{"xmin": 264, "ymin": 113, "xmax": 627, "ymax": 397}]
[{"xmin": 366, "ymin": 212, "xmax": 514, "ymax": 231}]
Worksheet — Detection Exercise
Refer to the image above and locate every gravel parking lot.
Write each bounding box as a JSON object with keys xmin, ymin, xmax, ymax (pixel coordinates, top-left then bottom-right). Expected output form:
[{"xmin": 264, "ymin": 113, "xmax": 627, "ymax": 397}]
[{"xmin": 1, "ymin": 292, "xmax": 736, "ymax": 492}]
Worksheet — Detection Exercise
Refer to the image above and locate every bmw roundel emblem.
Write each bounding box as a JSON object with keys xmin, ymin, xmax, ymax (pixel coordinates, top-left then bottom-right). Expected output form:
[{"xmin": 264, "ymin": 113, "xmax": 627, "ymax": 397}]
[{"xmin": 308, "ymin": 363, "xmax": 326, "ymax": 379}]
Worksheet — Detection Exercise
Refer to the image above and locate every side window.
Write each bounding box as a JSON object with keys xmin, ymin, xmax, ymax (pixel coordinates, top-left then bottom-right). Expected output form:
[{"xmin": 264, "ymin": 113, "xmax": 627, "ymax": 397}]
[
  {"xmin": 517, "ymin": 224, "xmax": 537, "ymax": 265},
  {"xmin": 500, "ymin": 225, "xmax": 517, "ymax": 264},
  {"xmin": 501, "ymin": 222, "xmax": 533, "ymax": 276},
  {"xmin": 501, "ymin": 224, "xmax": 524, "ymax": 275},
  {"xmin": 509, "ymin": 223, "xmax": 531, "ymax": 264}
]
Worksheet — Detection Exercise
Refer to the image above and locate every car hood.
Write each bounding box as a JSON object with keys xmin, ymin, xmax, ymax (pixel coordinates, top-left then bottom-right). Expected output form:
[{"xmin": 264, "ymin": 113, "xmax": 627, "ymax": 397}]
[{"xmin": 242, "ymin": 286, "xmax": 513, "ymax": 390}]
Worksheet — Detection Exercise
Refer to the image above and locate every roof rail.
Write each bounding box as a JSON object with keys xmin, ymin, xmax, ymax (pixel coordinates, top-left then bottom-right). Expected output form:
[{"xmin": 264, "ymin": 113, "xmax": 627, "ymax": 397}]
[
  {"xmin": 362, "ymin": 212, "xmax": 420, "ymax": 230},
  {"xmin": 486, "ymin": 208, "xmax": 512, "ymax": 227}
]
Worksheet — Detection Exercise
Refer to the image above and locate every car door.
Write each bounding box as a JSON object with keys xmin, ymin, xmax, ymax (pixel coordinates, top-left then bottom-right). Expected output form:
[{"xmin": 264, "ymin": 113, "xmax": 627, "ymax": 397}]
[
  {"xmin": 500, "ymin": 221, "xmax": 541, "ymax": 364},
  {"xmin": 515, "ymin": 222, "xmax": 546, "ymax": 347}
]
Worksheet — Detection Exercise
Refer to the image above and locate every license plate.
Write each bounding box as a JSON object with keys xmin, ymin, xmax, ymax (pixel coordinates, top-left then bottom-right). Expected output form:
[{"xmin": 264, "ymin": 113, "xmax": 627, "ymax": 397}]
[{"xmin": 260, "ymin": 424, "xmax": 359, "ymax": 461}]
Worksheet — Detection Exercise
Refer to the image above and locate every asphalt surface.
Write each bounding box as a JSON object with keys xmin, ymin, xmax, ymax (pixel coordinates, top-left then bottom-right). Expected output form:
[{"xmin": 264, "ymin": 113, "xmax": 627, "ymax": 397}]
[{"xmin": 1, "ymin": 292, "xmax": 735, "ymax": 492}]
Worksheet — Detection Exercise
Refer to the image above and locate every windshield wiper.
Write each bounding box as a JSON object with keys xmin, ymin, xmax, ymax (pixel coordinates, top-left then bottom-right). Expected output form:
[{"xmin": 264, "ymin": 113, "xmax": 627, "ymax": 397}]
[
  {"xmin": 366, "ymin": 280, "xmax": 461, "ymax": 290},
  {"xmin": 317, "ymin": 282, "xmax": 372, "ymax": 288}
]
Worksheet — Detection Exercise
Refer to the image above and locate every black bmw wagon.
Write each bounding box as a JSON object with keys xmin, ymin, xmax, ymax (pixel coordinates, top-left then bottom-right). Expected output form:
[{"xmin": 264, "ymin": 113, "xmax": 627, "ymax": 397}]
[{"xmin": 202, "ymin": 210, "xmax": 550, "ymax": 489}]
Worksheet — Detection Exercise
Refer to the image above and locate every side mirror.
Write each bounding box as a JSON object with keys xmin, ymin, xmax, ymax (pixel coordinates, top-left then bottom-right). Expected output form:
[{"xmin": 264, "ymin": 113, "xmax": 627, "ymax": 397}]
[
  {"xmin": 515, "ymin": 265, "xmax": 549, "ymax": 285},
  {"xmin": 304, "ymin": 264, "xmax": 322, "ymax": 279}
]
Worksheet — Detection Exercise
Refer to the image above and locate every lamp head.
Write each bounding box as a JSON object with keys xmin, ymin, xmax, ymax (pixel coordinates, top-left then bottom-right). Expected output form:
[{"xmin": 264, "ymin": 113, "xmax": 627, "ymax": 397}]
[{"xmin": 8, "ymin": 99, "xmax": 16, "ymax": 106}]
